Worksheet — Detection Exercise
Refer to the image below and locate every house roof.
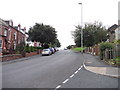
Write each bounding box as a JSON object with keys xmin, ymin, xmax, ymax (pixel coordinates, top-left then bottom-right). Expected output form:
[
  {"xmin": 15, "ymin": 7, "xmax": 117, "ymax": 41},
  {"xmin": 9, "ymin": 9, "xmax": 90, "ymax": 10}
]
[
  {"xmin": 0, "ymin": 18, "xmax": 9, "ymax": 27},
  {"xmin": 108, "ymin": 24, "xmax": 119, "ymax": 32}
]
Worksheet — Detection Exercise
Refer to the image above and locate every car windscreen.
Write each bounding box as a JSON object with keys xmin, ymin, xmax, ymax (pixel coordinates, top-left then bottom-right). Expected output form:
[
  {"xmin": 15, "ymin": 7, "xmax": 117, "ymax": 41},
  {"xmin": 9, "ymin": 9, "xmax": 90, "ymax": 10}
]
[{"xmin": 43, "ymin": 49, "xmax": 49, "ymax": 51}]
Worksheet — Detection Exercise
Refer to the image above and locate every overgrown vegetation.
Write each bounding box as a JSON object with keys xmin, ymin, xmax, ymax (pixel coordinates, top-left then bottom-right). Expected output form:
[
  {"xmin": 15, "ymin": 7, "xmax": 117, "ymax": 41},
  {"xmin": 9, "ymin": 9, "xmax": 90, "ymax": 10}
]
[{"xmin": 99, "ymin": 42, "xmax": 114, "ymax": 60}]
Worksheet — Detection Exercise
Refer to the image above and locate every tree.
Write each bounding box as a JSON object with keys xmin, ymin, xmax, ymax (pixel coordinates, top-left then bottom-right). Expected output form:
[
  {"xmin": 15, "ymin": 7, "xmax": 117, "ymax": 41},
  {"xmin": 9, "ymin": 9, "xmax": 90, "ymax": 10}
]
[
  {"xmin": 72, "ymin": 22, "xmax": 108, "ymax": 47},
  {"xmin": 28, "ymin": 23, "xmax": 57, "ymax": 47},
  {"xmin": 54, "ymin": 39, "xmax": 61, "ymax": 47},
  {"xmin": 71, "ymin": 25, "xmax": 81, "ymax": 47},
  {"xmin": 67, "ymin": 45, "xmax": 72, "ymax": 49}
]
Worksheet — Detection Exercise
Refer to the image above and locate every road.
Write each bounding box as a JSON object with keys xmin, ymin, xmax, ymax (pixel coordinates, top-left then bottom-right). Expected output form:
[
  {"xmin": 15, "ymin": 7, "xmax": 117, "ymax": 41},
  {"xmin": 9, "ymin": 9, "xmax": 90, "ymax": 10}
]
[{"xmin": 2, "ymin": 50, "xmax": 118, "ymax": 89}]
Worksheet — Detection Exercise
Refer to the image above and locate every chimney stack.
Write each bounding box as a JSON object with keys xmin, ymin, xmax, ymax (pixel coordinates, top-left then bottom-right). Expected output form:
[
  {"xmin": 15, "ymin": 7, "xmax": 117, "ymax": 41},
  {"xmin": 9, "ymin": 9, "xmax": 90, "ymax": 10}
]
[
  {"xmin": 24, "ymin": 27, "xmax": 26, "ymax": 32},
  {"xmin": 18, "ymin": 24, "xmax": 21, "ymax": 30}
]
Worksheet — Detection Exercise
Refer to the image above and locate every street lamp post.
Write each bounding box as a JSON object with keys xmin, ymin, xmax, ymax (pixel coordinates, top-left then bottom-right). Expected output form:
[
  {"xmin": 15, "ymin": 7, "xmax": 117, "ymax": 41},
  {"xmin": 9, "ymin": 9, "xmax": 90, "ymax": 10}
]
[{"xmin": 78, "ymin": 3, "xmax": 83, "ymax": 53}]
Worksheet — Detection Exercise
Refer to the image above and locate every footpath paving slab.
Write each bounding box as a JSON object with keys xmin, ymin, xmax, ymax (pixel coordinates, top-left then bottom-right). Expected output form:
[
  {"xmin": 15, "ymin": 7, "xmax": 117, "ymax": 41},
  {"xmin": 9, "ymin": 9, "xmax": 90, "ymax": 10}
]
[
  {"xmin": 84, "ymin": 66, "xmax": 119, "ymax": 78},
  {"xmin": 83, "ymin": 53, "xmax": 111, "ymax": 67},
  {"xmin": 83, "ymin": 53, "xmax": 119, "ymax": 78}
]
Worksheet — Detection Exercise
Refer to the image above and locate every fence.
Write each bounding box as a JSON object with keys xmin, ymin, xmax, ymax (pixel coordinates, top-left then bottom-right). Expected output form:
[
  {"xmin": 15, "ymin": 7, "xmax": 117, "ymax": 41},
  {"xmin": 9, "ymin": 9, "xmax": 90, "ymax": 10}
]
[
  {"xmin": 85, "ymin": 44, "xmax": 120, "ymax": 59},
  {"xmin": 103, "ymin": 45, "xmax": 120, "ymax": 59},
  {"xmin": 85, "ymin": 44, "xmax": 100, "ymax": 56}
]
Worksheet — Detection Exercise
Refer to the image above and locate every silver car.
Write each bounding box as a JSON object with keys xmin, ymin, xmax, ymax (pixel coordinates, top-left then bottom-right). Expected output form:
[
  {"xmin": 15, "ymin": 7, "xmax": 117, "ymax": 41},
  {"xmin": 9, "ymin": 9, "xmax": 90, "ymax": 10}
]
[{"xmin": 42, "ymin": 49, "xmax": 51, "ymax": 56}]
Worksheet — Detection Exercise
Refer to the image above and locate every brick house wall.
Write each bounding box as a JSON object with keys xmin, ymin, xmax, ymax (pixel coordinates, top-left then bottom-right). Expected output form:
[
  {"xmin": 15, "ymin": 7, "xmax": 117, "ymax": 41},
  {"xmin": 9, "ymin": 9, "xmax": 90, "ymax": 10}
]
[
  {"xmin": 0, "ymin": 18, "xmax": 26, "ymax": 55},
  {"xmin": 8, "ymin": 25, "xmax": 26, "ymax": 53},
  {"xmin": 0, "ymin": 19, "xmax": 9, "ymax": 54}
]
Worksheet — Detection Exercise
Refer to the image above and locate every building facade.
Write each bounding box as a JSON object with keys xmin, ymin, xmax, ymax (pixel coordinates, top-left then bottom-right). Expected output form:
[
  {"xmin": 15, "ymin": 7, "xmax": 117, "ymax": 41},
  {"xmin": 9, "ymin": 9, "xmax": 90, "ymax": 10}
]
[
  {"xmin": 107, "ymin": 24, "xmax": 118, "ymax": 42},
  {"xmin": 0, "ymin": 18, "xmax": 26, "ymax": 55},
  {"xmin": 118, "ymin": 1, "xmax": 120, "ymax": 40}
]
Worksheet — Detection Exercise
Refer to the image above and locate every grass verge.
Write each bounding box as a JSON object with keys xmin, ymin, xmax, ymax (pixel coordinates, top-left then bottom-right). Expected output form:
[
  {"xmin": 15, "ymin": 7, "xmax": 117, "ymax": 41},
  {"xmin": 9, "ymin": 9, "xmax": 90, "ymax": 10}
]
[{"xmin": 72, "ymin": 47, "xmax": 85, "ymax": 52}]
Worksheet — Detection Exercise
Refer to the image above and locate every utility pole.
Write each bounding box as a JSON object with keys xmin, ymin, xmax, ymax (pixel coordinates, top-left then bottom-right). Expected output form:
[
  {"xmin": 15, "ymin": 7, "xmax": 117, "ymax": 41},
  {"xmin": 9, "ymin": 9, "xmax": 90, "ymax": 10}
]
[{"xmin": 78, "ymin": 3, "xmax": 83, "ymax": 53}]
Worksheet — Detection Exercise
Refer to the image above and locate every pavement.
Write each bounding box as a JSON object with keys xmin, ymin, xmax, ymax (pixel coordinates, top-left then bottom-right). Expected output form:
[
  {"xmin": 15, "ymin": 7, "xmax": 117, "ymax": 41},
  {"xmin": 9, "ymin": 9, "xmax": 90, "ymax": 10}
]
[
  {"xmin": 2, "ymin": 54, "xmax": 41, "ymax": 65},
  {"xmin": 83, "ymin": 53, "xmax": 120, "ymax": 78}
]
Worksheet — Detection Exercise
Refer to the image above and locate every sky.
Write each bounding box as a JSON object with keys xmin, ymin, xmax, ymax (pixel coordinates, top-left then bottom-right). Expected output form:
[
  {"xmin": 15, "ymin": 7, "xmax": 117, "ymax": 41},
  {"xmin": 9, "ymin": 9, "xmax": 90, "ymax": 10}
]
[{"xmin": 0, "ymin": 0, "xmax": 119, "ymax": 48}]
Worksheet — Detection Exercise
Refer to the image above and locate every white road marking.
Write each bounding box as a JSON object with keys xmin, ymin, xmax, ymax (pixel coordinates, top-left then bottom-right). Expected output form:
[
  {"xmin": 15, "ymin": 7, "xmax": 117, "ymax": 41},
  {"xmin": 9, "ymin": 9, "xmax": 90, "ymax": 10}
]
[
  {"xmin": 78, "ymin": 65, "xmax": 83, "ymax": 71},
  {"xmin": 70, "ymin": 74, "xmax": 74, "ymax": 78},
  {"xmin": 62, "ymin": 79, "xmax": 69, "ymax": 84},
  {"xmin": 74, "ymin": 70, "xmax": 79, "ymax": 74},
  {"xmin": 55, "ymin": 65, "xmax": 83, "ymax": 90},
  {"xmin": 55, "ymin": 85, "xmax": 61, "ymax": 90}
]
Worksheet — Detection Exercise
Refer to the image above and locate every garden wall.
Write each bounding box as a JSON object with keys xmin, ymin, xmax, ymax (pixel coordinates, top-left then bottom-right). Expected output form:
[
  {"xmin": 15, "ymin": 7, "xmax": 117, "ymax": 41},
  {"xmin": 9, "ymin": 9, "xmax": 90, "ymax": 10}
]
[{"xmin": 1, "ymin": 50, "xmax": 42, "ymax": 62}]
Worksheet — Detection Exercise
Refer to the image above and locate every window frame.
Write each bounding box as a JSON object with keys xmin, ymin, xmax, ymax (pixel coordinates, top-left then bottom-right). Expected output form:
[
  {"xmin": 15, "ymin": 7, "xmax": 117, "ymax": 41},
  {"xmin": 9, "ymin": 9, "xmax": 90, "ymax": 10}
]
[{"xmin": 0, "ymin": 40, "xmax": 2, "ymax": 48}]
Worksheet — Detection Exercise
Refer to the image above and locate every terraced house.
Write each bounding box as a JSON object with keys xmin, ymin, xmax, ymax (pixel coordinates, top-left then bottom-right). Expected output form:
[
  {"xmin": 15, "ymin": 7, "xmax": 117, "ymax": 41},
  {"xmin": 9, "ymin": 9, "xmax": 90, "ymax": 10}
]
[{"xmin": 0, "ymin": 18, "xmax": 26, "ymax": 56}]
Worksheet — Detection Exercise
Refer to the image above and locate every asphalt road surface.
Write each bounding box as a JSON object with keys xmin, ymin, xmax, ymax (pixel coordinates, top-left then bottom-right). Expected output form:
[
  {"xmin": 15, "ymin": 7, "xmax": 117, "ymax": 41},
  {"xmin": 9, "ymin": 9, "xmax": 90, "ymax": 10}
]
[{"xmin": 2, "ymin": 50, "xmax": 118, "ymax": 89}]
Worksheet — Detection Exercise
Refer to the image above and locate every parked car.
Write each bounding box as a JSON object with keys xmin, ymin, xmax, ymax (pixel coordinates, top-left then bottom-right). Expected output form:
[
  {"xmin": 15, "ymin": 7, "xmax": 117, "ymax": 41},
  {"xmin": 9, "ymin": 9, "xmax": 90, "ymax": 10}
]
[
  {"xmin": 64, "ymin": 48, "xmax": 67, "ymax": 50},
  {"xmin": 42, "ymin": 49, "xmax": 51, "ymax": 56},
  {"xmin": 55, "ymin": 47, "xmax": 59, "ymax": 51},
  {"xmin": 52, "ymin": 48, "xmax": 55, "ymax": 53},
  {"xmin": 49, "ymin": 48, "xmax": 55, "ymax": 54}
]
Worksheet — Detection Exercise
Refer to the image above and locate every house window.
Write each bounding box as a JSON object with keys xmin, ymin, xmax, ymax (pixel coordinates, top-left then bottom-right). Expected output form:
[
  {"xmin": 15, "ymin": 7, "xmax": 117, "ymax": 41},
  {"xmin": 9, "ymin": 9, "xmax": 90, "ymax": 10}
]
[
  {"xmin": 14, "ymin": 33, "xmax": 17, "ymax": 40},
  {"xmin": 4, "ymin": 28, "xmax": 7, "ymax": 36},
  {"xmin": 8, "ymin": 29, "xmax": 11, "ymax": 40},
  {"xmin": 0, "ymin": 40, "xmax": 2, "ymax": 48}
]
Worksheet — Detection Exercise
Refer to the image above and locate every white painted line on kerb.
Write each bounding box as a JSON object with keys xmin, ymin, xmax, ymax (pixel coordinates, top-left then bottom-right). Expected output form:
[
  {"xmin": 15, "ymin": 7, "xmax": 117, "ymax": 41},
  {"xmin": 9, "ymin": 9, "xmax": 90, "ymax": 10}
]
[
  {"xmin": 83, "ymin": 63, "xmax": 87, "ymax": 70},
  {"xmin": 62, "ymin": 79, "xmax": 69, "ymax": 84},
  {"xmin": 55, "ymin": 85, "xmax": 61, "ymax": 90},
  {"xmin": 70, "ymin": 74, "xmax": 74, "ymax": 78}
]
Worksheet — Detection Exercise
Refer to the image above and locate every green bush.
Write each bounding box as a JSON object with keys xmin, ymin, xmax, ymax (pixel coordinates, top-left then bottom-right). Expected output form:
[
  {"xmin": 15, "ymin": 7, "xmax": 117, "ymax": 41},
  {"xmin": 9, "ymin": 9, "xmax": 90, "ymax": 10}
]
[
  {"xmin": 25, "ymin": 44, "xmax": 30, "ymax": 53},
  {"xmin": 25, "ymin": 45, "xmax": 43, "ymax": 53},
  {"xmin": 115, "ymin": 57, "xmax": 120, "ymax": 64},
  {"xmin": 117, "ymin": 39, "xmax": 120, "ymax": 44},
  {"xmin": 67, "ymin": 45, "xmax": 72, "ymax": 49},
  {"xmin": 16, "ymin": 42, "xmax": 26, "ymax": 56},
  {"xmin": 36, "ymin": 47, "xmax": 43, "ymax": 50},
  {"xmin": 30, "ymin": 46, "xmax": 34, "ymax": 52},
  {"xmin": 100, "ymin": 42, "xmax": 114, "ymax": 51},
  {"xmin": 100, "ymin": 42, "xmax": 114, "ymax": 60}
]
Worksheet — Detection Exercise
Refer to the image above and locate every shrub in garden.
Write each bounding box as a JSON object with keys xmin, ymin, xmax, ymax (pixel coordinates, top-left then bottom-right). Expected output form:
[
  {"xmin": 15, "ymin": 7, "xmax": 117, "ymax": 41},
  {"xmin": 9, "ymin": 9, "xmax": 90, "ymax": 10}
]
[
  {"xmin": 30, "ymin": 46, "xmax": 34, "ymax": 52},
  {"xmin": 16, "ymin": 42, "xmax": 26, "ymax": 57},
  {"xmin": 100, "ymin": 42, "xmax": 114, "ymax": 60},
  {"xmin": 25, "ymin": 44, "xmax": 30, "ymax": 53}
]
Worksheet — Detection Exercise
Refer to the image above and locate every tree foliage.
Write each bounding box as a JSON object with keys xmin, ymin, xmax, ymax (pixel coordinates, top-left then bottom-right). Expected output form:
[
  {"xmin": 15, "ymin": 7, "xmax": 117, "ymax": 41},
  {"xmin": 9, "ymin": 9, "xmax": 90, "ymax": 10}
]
[
  {"xmin": 28, "ymin": 23, "xmax": 57, "ymax": 46},
  {"xmin": 72, "ymin": 22, "xmax": 108, "ymax": 47},
  {"xmin": 54, "ymin": 39, "xmax": 61, "ymax": 47},
  {"xmin": 67, "ymin": 45, "xmax": 72, "ymax": 49}
]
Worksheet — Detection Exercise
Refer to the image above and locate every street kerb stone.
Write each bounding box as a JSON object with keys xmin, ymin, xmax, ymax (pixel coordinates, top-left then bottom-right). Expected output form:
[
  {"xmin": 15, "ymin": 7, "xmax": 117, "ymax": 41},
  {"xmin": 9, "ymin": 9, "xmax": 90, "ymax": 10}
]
[{"xmin": 84, "ymin": 65, "xmax": 119, "ymax": 78}]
